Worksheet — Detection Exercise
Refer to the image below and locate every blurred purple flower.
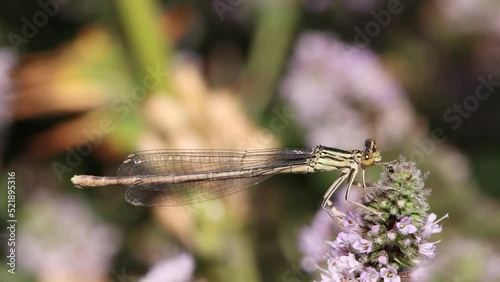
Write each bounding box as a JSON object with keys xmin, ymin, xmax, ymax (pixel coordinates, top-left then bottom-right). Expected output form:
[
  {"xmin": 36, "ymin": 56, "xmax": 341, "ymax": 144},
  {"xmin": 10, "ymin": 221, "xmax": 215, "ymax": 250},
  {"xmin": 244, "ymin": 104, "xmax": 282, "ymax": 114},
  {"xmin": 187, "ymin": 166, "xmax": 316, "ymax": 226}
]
[
  {"xmin": 0, "ymin": 48, "xmax": 15, "ymax": 98},
  {"xmin": 413, "ymin": 238, "xmax": 500, "ymax": 281},
  {"xmin": 435, "ymin": 0, "xmax": 500, "ymax": 37},
  {"xmin": 486, "ymin": 254, "xmax": 500, "ymax": 280},
  {"xmin": 298, "ymin": 186, "xmax": 363, "ymax": 272},
  {"xmin": 419, "ymin": 242, "xmax": 439, "ymax": 259},
  {"xmin": 281, "ymin": 31, "xmax": 416, "ymax": 148},
  {"xmin": 0, "ymin": 48, "xmax": 16, "ymax": 160},
  {"xmin": 298, "ymin": 209, "xmax": 336, "ymax": 272},
  {"xmin": 140, "ymin": 252, "xmax": 195, "ymax": 282},
  {"xmin": 18, "ymin": 192, "xmax": 121, "ymax": 279}
]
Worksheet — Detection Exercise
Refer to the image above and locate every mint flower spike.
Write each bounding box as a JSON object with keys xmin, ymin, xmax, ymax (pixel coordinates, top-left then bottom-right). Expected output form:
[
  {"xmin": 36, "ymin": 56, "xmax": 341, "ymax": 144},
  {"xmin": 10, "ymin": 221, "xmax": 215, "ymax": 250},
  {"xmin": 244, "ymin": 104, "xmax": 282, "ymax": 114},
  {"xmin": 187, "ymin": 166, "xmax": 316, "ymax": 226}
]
[{"xmin": 318, "ymin": 157, "xmax": 447, "ymax": 281}]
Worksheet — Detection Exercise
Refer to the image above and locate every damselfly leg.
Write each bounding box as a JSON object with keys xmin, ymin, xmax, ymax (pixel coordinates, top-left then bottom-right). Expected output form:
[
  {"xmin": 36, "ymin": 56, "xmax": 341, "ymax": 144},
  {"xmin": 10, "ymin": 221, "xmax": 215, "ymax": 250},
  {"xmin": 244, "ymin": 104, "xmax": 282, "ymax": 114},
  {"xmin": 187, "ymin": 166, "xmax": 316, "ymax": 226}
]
[{"xmin": 320, "ymin": 160, "xmax": 382, "ymax": 228}]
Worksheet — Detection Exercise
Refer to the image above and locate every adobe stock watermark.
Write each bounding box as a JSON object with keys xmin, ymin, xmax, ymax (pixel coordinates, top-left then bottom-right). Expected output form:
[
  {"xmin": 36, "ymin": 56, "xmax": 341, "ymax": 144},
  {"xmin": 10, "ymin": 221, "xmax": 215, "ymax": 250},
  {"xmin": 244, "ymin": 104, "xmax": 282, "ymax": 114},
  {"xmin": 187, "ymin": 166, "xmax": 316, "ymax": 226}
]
[
  {"xmin": 341, "ymin": 0, "xmax": 410, "ymax": 61},
  {"xmin": 239, "ymin": 104, "xmax": 296, "ymax": 149},
  {"xmin": 51, "ymin": 65, "xmax": 168, "ymax": 182},
  {"xmin": 407, "ymin": 74, "xmax": 499, "ymax": 164},
  {"xmin": 212, "ymin": 0, "xmax": 244, "ymax": 21},
  {"xmin": 7, "ymin": 0, "xmax": 71, "ymax": 53}
]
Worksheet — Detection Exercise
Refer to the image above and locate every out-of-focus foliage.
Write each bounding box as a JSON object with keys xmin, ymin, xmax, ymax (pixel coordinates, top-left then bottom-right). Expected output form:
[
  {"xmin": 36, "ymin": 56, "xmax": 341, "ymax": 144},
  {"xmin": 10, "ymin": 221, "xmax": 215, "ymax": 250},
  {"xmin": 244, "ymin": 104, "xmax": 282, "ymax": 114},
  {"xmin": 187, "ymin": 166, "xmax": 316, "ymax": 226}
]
[{"xmin": 1, "ymin": 0, "xmax": 499, "ymax": 281}]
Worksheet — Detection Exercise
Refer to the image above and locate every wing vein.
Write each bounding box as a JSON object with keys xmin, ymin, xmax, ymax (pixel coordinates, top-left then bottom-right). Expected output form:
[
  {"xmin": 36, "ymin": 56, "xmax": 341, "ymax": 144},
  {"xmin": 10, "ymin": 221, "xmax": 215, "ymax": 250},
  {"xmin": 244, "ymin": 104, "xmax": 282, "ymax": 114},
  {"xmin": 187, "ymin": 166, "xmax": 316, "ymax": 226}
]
[{"xmin": 118, "ymin": 148, "xmax": 314, "ymax": 206}]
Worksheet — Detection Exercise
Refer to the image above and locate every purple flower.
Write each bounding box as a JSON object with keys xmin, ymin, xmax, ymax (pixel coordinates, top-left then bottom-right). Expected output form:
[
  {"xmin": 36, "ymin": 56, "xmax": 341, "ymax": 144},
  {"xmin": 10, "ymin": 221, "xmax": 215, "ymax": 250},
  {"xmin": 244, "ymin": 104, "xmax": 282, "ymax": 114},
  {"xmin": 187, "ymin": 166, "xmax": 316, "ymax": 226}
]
[
  {"xmin": 419, "ymin": 242, "xmax": 439, "ymax": 258},
  {"xmin": 360, "ymin": 267, "xmax": 380, "ymax": 282},
  {"xmin": 387, "ymin": 231, "xmax": 396, "ymax": 241},
  {"xmin": 305, "ymin": 159, "xmax": 446, "ymax": 280},
  {"xmin": 422, "ymin": 213, "xmax": 449, "ymax": 237},
  {"xmin": 342, "ymin": 211, "xmax": 362, "ymax": 231},
  {"xmin": 378, "ymin": 255, "xmax": 388, "ymax": 265},
  {"xmin": 338, "ymin": 253, "xmax": 362, "ymax": 274},
  {"xmin": 380, "ymin": 265, "xmax": 401, "ymax": 282},
  {"xmin": 319, "ymin": 266, "xmax": 345, "ymax": 282},
  {"xmin": 353, "ymin": 238, "xmax": 373, "ymax": 254},
  {"xmin": 396, "ymin": 217, "xmax": 417, "ymax": 235},
  {"xmin": 331, "ymin": 232, "xmax": 359, "ymax": 254}
]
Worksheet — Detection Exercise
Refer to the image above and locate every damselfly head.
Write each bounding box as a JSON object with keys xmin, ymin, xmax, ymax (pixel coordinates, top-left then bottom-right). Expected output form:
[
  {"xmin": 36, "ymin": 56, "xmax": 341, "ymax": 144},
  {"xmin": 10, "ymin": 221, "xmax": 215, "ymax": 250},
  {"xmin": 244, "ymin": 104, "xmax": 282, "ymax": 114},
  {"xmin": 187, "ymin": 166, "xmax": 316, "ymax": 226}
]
[{"xmin": 361, "ymin": 138, "xmax": 382, "ymax": 168}]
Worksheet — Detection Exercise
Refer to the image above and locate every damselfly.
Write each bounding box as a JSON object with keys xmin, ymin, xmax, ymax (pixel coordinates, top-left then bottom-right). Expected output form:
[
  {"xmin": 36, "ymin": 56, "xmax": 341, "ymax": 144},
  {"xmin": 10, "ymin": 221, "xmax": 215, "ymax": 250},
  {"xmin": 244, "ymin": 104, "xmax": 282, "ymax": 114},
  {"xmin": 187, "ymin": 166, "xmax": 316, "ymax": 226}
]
[{"xmin": 72, "ymin": 139, "xmax": 382, "ymax": 223}]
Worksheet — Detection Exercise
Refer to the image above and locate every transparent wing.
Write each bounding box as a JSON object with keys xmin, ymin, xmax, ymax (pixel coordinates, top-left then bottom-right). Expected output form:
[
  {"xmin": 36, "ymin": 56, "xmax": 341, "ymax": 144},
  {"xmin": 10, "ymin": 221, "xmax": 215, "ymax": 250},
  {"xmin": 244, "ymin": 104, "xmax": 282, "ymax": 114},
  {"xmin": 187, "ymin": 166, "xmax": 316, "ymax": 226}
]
[{"xmin": 117, "ymin": 148, "xmax": 314, "ymax": 206}]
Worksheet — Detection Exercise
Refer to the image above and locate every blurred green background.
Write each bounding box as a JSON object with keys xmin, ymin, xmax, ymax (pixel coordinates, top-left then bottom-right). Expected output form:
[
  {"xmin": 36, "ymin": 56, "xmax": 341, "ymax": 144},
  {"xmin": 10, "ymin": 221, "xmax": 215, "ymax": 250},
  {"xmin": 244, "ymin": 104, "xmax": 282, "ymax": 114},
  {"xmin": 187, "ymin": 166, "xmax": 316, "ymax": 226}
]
[{"xmin": 1, "ymin": 0, "xmax": 500, "ymax": 281}]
